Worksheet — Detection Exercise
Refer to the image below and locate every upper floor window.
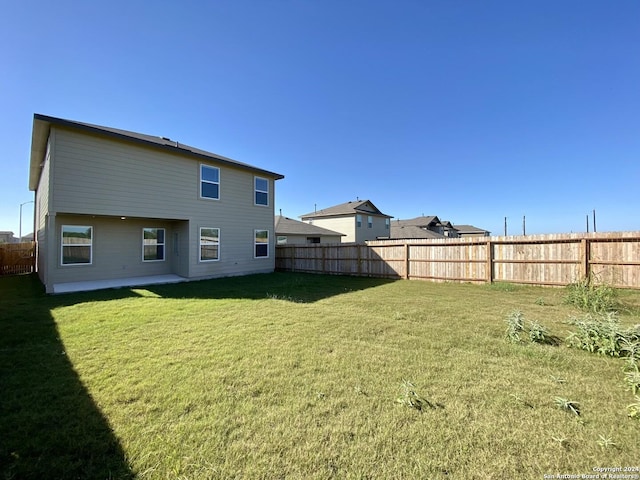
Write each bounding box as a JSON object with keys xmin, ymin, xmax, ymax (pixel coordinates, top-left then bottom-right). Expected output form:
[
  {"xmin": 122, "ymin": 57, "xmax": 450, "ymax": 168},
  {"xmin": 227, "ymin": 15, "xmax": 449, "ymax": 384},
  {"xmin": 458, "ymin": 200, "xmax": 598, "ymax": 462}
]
[
  {"xmin": 200, "ymin": 227, "xmax": 220, "ymax": 261},
  {"xmin": 61, "ymin": 225, "xmax": 92, "ymax": 265},
  {"xmin": 367, "ymin": 216, "xmax": 373, "ymax": 228},
  {"xmin": 143, "ymin": 228, "xmax": 165, "ymax": 261},
  {"xmin": 255, "ymin": 177, "xmax": 269, "ymax": 206},
  {"xmin": 201, "ymin": 165, "xmax": 220, "ymax": 200},
  {"xmin": 356, "ymin": 214, "xmax": 362, "ymax": 228}
]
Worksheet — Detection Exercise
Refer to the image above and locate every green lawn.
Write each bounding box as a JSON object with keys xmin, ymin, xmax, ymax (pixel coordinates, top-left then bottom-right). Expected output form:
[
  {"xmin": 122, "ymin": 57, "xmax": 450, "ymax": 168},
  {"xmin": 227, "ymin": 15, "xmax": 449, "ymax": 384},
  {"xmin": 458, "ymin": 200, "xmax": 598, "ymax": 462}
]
[{"xmin": 1, "ymin": 273, "xmax": 639, "ymax": 479}]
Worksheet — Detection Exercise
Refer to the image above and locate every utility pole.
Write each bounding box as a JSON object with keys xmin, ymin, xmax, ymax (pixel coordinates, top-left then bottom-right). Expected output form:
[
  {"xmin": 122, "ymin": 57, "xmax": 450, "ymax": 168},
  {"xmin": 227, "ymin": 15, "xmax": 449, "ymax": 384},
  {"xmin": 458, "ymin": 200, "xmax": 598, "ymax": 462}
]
[
  {"xmin": 586, "ymin": 214, "xmax": 589, "ymax": 233},
  {"xmin": 19, "ymin": 200, "xmax": 34, "ymax": 242},
  {"xmin": 504, "ymin": 217, "xmax": 507, "ymax": 236},
  {"xmin": 522, "ymin": 215, "xmax": 526, "ymax": 236},
  {"xmin": 593, "ymin": 209, "xmax": 597, "ymax": 233}
]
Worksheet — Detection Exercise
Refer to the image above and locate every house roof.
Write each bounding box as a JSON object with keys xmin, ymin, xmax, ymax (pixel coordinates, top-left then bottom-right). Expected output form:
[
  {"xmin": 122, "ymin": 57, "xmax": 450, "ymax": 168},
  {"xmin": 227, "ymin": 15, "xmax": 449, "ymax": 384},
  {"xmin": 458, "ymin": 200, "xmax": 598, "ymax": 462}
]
[
  {"xmin": 453, "ymin": 224, "xmax": 491, "ymax": 234},
  {"xmin": 300, "ymin": 200, "xmax": 392, "ymax": 219},
  {"xmin": 29, "ymin": 114, "xmax": 285, "ymax": 191},
  {"xmin": 390, "ymin": 224, "xmax": 446, "ymax": 239},
  {"xmin": 393, "ymin": 216, "xmax": 442, "ymax": 228},
  {"xmin": 275, "ymin": 215, "xmax": 345, "ymax": 237}
]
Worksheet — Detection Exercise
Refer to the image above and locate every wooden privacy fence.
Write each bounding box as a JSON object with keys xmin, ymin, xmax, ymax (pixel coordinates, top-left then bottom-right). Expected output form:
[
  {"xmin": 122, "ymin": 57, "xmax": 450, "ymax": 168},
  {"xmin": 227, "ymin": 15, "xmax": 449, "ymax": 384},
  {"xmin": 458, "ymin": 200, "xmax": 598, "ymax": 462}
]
[
  {"xmin": 0, "ymin": 242, "xmax": 36, "ymax": 275},
  {"xmin": 275, "ymin": 232, "xmax": 640, "ymax": 289}
]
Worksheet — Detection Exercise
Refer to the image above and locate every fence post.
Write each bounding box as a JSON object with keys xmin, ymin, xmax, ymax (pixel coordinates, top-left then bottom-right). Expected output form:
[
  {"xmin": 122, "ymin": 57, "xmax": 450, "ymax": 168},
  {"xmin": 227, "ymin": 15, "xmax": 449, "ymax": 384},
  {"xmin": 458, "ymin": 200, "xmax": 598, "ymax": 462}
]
[
  {"xmin": 485, "ymin": 240, "xmax": 493, "ymax": 284},
  {"xmin": 581, "ymin": 238, "xmax": 590, "ymax": 283},
  {"xmin": 404, "ymin": 243, "xmax": 410, "ymax": 279}
]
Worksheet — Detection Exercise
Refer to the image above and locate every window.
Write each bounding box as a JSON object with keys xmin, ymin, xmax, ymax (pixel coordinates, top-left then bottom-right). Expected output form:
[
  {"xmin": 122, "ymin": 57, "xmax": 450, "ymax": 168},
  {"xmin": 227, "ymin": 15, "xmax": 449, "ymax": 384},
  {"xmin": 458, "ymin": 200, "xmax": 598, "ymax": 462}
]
[
  {"xmin": 143, "ymin": 228, "xmax": 165, "ymax": 261},
  {"xmin": 255, "ymin": 229, "xmax": 269, "ymax": 258},
  {"xmin": 255, "ymin": 177, "xmax": 269, "ymax": 206},
  {"xmin": 306, "ymin": 237, "xmax": 320, "ymax": 244},
  {"xmin": 277, "ymin": 236, "xmax": 287, "ymax": 245},
  {"xmin": 200, "ymin": 227, "xmax": 220, "ymax": 261},
  {"xmin": 200, "ymin": 165, "xmax": 220, "ymax": 199},
  {"xmin": 61, "ymin": 225, "xmax": 92, "ymax": 265},
  {"xmin": 385, "ymin": 218, "xmax": 390, "ymax": 230},
  {"xmin": 356, "ymin": 214, "xmax": 362, "ymax": 228},
  {"xmin": 368, "ymin": 216, "xmax": 373, "ymax": 228}
]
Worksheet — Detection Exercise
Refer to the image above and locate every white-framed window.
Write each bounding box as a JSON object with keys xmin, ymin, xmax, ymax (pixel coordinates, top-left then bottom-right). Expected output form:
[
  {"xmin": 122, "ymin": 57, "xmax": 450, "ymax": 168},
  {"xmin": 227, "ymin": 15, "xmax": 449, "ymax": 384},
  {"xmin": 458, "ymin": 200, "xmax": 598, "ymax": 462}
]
[
  {"xmin": 200, "ymin": 164, "xmax": 220, "ymax": 200},
  {"xmin": 385, "ymin": 218, "xmax": 390, "ymax": 230},
  {"xmin": 143, "ymin": 228, "xmax": 165, "ymax": 262},
  {"xmin": 356, "ymin": 214, "xmax": 362, "ymax": 228},
  {"xmin": 255, "ymin": 177, "xmax": 269, "ymax": 206},
  {"xmin": 277, "ymin": 235, "xmax": 287, "ymax": 245},
  {"xmin": 255, "ymin": 229, "xmax": 269, "ymax": 258},
  {"xmin": 200, "ymin": 227, "xmax": 220, "ymax": 261},
  {"xmin": 368, "ymin": 216, "xmax": 373, "ymax": 228},
  {"xmin": 61, "ymin": 225, "xmax": 92, "ymax": 265}
]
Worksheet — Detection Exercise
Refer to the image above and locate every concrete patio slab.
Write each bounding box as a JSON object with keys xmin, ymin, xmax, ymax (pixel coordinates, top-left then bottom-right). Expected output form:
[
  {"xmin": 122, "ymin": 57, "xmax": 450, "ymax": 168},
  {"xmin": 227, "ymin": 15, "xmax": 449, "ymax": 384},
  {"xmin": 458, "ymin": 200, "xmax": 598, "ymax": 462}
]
[{"xmin": 52, "ymin": 274, "xmax": 187, "ymax": 294}]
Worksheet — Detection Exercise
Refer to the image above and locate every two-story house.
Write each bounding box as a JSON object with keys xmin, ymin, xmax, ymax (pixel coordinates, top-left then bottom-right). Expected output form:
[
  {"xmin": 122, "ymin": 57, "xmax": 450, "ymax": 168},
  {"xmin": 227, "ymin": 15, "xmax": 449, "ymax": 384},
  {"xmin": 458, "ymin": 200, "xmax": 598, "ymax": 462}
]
[
  {"xmin": 29, "ymin": 114, "xmax": 284, "ymax": 293},
  {"xmin": 300, "ymin": 200, "xmax": 392, "ymax": 243}
]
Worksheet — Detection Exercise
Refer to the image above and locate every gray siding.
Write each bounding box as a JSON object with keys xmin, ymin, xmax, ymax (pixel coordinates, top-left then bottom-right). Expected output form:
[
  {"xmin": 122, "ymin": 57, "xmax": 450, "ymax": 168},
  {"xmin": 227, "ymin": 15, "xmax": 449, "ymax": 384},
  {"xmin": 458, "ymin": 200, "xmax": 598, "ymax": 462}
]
[
  {"xmin": 356, "ymin": 215, "xmax": 390, "ymax": 243},
  {"xmin": 39, "ymin": 127, "xmax": 277, "ymax": 290},
  {"xmin": 35, "ymin": 136, "xmax": 52, "ymax": 285}
]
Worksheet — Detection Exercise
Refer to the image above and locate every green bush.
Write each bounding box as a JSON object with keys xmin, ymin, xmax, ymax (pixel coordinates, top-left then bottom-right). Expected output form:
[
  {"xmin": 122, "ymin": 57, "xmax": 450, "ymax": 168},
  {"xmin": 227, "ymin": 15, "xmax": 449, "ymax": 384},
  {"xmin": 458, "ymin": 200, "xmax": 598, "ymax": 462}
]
[
  {"xmin": 564, "ymin": 279, "xmax": 618, "ymax": 313},
  {"xmin": 566, "ymin": 313, "xmax": 640, "ymax": 357}
]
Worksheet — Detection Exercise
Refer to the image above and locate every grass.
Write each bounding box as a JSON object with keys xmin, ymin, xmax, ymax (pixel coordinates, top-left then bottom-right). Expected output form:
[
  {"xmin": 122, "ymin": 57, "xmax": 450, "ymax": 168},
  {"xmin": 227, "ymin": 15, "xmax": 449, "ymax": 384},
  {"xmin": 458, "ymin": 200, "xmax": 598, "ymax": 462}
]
[{"xmin": 1, "ymin": 273, "xmax": 640, "ymax": 479}]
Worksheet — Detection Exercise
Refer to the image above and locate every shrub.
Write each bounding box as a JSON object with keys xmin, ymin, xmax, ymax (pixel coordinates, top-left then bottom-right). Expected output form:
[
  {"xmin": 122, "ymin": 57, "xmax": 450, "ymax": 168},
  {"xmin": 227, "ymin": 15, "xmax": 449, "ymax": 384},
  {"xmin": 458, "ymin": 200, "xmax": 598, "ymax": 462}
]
[
  {"xmin": 566, "ymin": 313, "xmax": 640, "ymax": 357},
  {"xmin": 505, "ymin": 311, "xmax": 525, "ymax": 343},
  {"xmin": 564, "ymin": 278, "xmax": 618, "ymax": 313},
  {"xmin": 505, "ymin": 311, "xmax": 553, "ymax": 345},
  {"xmin": 529, "ymin": 320, "xmax": 549, "ymax": 344}
]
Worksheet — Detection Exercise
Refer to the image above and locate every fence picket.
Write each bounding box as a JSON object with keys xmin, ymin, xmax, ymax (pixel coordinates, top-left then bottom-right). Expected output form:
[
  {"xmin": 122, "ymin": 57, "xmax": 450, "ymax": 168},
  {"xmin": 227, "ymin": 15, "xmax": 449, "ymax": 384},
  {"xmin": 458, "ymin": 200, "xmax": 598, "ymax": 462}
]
[
  {"xmin": 275, "ymin": 232, "xmax": 640, "ymax": 289},
  {"xmin": 0, "ymin": 242, "xmax": 36, "ymax": 275}
]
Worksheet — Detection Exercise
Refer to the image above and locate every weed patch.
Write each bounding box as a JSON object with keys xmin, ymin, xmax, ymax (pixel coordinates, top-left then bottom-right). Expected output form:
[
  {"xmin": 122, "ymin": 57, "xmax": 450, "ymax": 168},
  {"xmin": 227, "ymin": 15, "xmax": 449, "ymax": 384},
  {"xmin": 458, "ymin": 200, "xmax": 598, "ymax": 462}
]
[{"xmin": 564, "ymin": 278, "xmax": 619, "ymax": 313}]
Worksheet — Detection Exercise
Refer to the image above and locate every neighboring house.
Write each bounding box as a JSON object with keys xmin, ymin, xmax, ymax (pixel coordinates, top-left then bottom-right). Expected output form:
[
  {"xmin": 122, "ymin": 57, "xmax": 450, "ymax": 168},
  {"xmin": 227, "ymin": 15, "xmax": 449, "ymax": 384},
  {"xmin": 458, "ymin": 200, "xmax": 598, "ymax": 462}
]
[
  {"xmin": 275, "ymin": 215, "xmax": 344, "ymax": 245},
  {"xmin": 391, "ymin": 216, "xmax": 459, "ymax": 239},
  {"xmin": 453, "ymin": 225, "xmax": 491, "ymax": 237},
  {"xmin": 29, "ymin": 114, "xmax": 284, "ymax": 293},
  {"xmin": 0, "ymin": 231, "xmax": 16, "ymax": 244},
  {"xmin": 300, "ymin": 200, "xmax": 392, "ymax": 243}
]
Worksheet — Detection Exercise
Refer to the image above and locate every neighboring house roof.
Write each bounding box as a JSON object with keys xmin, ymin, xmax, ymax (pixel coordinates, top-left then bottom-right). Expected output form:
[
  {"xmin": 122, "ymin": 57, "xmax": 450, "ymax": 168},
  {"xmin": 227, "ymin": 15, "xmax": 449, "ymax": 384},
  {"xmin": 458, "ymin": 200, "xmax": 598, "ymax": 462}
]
[
  {"xmin": 275, "ymin": 215, "xmax": 345, "ymax": 237},
  {"xmin": 29, "ymin": 114, "xmax": 284, "ymax": 190},
  {"xmin": 394, "ymin": 216, "xmax": 442, "ymax": 228},
  {"xmin": 453, "ymin": 225, "xmax": 491, "ymax": 235},
  {"xmin": 300, "ymin": 200, "xmax": 392, "ymax": 219},
  {"xmin": 390, "ymin": 224, "xmax": 446, "ymax": 239}
]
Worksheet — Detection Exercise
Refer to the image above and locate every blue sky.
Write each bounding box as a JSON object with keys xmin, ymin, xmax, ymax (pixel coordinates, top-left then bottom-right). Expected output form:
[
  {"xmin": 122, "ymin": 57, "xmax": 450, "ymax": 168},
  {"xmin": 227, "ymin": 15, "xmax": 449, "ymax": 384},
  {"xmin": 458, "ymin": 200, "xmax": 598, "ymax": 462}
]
[{"xmin": 1, "ymin": 0, "xmax": 638, "ymax": 237}]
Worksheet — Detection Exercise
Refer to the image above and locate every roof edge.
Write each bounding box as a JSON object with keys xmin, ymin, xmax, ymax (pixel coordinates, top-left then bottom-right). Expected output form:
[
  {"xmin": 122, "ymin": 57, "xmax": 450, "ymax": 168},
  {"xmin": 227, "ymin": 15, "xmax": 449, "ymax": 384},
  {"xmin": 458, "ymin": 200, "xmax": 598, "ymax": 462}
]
[{"xmin": 29, "ymin": 114, "xmax": 284, "ymax": 191}]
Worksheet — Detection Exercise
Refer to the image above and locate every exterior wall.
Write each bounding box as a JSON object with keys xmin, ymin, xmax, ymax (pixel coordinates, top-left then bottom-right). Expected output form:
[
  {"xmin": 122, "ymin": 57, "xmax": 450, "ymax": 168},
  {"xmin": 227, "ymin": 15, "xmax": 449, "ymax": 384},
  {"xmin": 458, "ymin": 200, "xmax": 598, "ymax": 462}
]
[
  {"xmin": 36, "ymin": 127, "xmax": 277, "ymax": 291},
  {"xmin": 308, "ymin": 217, "xmax": 356, "ymax": 242},
  {"xmin": 356, "ymin": 215, "xmax": 390, "ymax": 243},
  {"xmin": 49, "ymin": 215, "xmax": 176, "ymax": 289},
  {"xmin": 277, "ymin": 234, "xmax": 342, "ymax": 245},
  {"xmin": 35, "ymin": 135, "xmax": 53, "ymax": 286},
  {"xmin": 306, "ymin": 215, "xmax": 390, "ymax": 243}
]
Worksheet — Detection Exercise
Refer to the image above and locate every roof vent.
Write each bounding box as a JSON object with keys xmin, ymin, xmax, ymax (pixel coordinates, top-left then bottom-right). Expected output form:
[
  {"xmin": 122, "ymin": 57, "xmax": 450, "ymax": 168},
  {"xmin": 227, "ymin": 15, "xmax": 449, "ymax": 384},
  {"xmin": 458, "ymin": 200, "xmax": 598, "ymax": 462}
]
[{"xmin": 161, "ymin": 136, "xmax": 172, "ymax": 141}]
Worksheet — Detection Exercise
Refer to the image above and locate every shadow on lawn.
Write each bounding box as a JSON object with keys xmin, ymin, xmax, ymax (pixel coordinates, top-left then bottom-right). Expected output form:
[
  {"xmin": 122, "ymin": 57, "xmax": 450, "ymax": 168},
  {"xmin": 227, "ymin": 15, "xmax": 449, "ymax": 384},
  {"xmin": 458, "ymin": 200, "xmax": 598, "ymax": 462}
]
[
  {"xmin": 0, "ymin": 272, "xmax": 390, "ymax": 478},
  {"xmin": 144, "ymin": 271, "xmax": 397, "ymax": 303},
  {"xmin": 0, "ymin": 274, "xmax": 135, "ymax": 480}
]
